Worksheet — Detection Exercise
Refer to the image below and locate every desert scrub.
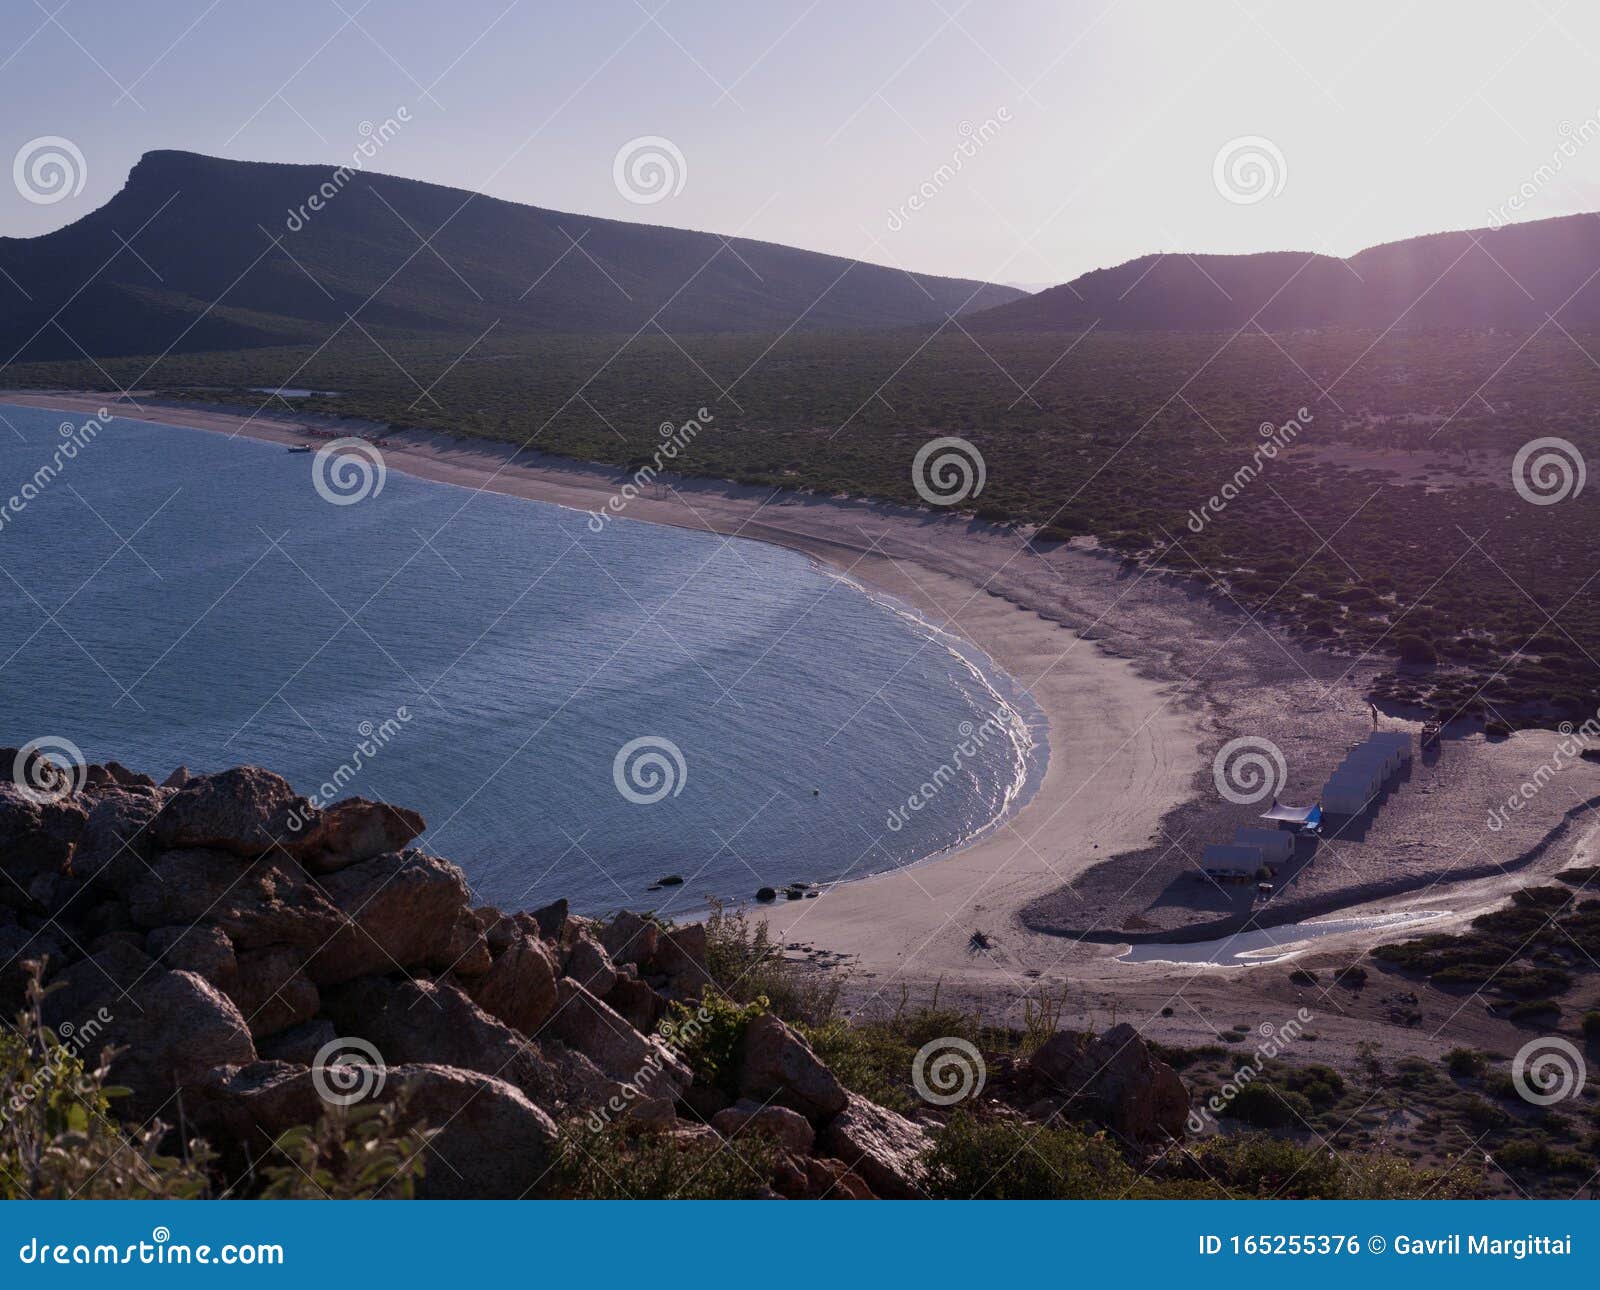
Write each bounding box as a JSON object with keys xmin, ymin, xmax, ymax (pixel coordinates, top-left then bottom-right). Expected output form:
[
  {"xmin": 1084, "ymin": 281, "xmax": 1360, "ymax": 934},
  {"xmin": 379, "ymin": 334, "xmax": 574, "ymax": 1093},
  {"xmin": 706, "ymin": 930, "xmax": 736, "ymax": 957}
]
[
  {"xmin": 702, "ymin": 905, "xmax": 839, "ymax": 1025},
  {"xmin": 1188, "ymin": 1134, "xmax": 1481, "ymax": 1199},
  {"xmin": 0, "ymin": 975, "xmax": 211, "ymax": 1200},
  {"xmin": 257, "ymin": 1100, "xmax": 434, "ymax": 1199},
  {"xmin": 549, "ymin": 1123, "xmax": 777, "ymax": 1199},
  {"xmin": 667, "ymin": 994, "xmax": 767, "ymax": 1098},
  {"xmin": 921, "ymin": 1111, "xmax": 1137, "ymax": 1199}
]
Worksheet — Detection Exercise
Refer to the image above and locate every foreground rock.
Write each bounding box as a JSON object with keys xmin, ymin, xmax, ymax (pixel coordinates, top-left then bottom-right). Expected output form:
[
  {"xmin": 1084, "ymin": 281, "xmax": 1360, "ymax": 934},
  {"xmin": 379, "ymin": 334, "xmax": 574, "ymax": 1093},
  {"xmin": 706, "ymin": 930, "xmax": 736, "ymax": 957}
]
[{"xmin": 1030, "ymin": 1022, "xmax": 1189, "ymax": 1142}]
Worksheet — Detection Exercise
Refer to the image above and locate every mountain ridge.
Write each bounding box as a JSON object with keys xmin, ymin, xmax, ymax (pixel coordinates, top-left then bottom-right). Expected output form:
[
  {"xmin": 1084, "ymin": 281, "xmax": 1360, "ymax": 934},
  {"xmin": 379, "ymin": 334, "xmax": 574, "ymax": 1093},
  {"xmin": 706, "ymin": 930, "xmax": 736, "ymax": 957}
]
[
  {"xmin": 0, "ymin": 150, "xmax": 1024, "ymax": 362},
  {"xmin": 967, "ymin": 211, "xmax": 1600, "ymax": 332}
]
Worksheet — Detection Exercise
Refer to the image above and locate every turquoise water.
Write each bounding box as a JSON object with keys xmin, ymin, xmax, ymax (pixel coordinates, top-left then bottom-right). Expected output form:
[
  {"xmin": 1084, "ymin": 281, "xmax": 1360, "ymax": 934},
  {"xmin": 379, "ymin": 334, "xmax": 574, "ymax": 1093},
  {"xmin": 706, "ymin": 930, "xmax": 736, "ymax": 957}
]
[{"xmin": 0, "ymin": 404, "xmax": 1043, "ymax": 914}]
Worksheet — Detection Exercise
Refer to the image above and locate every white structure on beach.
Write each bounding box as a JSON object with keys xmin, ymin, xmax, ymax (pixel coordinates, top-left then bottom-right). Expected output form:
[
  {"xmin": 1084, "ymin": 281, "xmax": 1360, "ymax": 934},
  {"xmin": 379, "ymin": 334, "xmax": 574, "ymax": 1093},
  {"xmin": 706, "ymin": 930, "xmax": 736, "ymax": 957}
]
[
  {"xmin": 1200, "ymin": 842, "xmax": 1265, "ymax": 879},
  {"xmin": 1320, "ymin": 730, "xmax": 1413, "ymax": 816},
  {"xmin": 1233, "ymin": 826, "xmax": 1294, "ymax": 864}
]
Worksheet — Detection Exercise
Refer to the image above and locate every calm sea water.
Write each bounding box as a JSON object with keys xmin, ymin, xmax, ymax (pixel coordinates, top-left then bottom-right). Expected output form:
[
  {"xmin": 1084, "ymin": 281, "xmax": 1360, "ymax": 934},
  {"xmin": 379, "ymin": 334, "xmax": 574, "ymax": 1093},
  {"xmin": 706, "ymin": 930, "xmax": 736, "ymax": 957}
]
[{"xmin": 0, "ymin": 404, "xmax": 1042, "ymax": 914}]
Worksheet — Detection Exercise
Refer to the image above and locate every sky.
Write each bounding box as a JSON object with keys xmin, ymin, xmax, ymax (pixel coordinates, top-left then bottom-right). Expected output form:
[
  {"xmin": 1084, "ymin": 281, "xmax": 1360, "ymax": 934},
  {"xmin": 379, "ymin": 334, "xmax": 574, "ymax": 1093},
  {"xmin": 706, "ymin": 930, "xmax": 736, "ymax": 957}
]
[{"xmin": 6, "ymin": 0, "xmax": 1600, "ymax": 288}]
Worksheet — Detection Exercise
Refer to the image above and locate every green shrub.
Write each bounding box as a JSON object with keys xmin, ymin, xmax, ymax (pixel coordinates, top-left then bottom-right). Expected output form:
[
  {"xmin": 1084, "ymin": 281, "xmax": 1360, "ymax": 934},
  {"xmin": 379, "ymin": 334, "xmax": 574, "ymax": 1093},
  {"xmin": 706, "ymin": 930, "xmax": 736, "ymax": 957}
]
[
  {"xmin": 1445, "ymin": 1047, "xmax": 1487, "ymax": 1077},
  {"xmin": 549, "ymin": 1123, "xmax": 777, "ymax": 1199},
  {"xmin": 666, "ymin": 994, "xmax": 766, "ymax": 1098},
  {"xmin": 921, "ymin": 1112, "xmax": 1136, "ymax": 1199}
]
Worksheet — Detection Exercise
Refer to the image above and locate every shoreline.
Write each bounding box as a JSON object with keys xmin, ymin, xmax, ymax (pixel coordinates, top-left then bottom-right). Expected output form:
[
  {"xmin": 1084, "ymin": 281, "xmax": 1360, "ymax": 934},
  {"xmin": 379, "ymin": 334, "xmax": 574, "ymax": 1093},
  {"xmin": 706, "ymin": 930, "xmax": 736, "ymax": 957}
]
[
  {"xmin": 0, "ymin": 390, "xmax": 1202, "ymax": 1009},
  {"xmin": 6, "ymin": 389, "xmax": 1589, "ymax": 1032}
]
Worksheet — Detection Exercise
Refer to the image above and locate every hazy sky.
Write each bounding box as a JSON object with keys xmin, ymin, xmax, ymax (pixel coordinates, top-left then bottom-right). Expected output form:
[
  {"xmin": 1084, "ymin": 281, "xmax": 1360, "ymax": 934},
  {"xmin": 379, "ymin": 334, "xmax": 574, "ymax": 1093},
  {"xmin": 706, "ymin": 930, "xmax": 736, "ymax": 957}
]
[{"xmin": 7, "ymin": 0, "xmax": 1600, "ymax": 287}]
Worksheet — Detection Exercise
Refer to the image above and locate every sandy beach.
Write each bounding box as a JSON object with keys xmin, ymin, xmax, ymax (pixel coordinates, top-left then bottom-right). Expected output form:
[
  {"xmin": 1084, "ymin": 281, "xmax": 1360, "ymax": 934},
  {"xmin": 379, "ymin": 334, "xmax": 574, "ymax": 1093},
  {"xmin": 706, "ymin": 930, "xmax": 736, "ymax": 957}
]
[{"xmin": 6, "ymin": 389, "xmax": 1593, "ymax": 1052}]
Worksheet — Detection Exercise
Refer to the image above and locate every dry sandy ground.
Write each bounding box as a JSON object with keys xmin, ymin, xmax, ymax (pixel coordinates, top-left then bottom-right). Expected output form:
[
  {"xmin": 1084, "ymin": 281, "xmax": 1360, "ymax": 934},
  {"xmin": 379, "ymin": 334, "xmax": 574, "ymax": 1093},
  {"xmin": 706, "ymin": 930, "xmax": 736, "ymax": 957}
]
[{"xmin": 6, "ymin": 389, "xmax": 1593, "ymax": 1061}]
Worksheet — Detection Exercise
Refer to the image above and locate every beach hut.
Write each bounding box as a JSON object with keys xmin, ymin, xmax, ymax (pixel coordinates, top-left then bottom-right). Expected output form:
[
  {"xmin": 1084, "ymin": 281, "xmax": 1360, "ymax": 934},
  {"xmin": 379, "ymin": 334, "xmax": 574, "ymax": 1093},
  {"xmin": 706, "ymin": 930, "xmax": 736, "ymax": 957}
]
[
  {"xmin": 1200, "ymin": 843, "xmax": 1265, "ymax": 880},
  {"xmin": 1233, "ymin": 826, "xmax": 1294, "ymax": 864},
  {"xmin": 1322, "ymin": 772, "xmax": 1374, "ymax": 815},
  {"xmin": 1368, "ymin": 730, "xmax": 1414, "ymax": 763},
  {"xmin": 1344, "ymin": 741, "xmax": 1399, "ymax": 777}
]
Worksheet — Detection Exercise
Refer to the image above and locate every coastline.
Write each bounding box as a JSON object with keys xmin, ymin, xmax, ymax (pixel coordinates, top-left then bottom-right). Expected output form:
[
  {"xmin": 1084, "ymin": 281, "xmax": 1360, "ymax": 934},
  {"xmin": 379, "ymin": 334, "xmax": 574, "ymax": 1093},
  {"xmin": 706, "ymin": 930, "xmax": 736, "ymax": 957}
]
[
  {"xmin": 0, "ymin": 390, "xmax": 1201, "ymax": 1010},
  {"xmin": 7, "ymin": 389, "xmax": 1592, "ymax": 1038}
]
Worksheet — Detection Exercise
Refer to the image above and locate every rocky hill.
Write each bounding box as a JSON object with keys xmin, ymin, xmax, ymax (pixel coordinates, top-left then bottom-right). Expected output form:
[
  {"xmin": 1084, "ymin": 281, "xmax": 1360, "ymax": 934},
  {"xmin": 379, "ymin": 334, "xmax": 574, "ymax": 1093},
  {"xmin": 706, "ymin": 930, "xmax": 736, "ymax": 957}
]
[
  {"xmin": 967, "ymin": 212, "xmax": 1600, "ymax": 332},
  {"xmin": 0, "ymin": 750, "xmax": 1190, "ymax": 1199},
  {"xmin": 0, "ymin": 150, "xmax": 1023, "ymax": 363}
]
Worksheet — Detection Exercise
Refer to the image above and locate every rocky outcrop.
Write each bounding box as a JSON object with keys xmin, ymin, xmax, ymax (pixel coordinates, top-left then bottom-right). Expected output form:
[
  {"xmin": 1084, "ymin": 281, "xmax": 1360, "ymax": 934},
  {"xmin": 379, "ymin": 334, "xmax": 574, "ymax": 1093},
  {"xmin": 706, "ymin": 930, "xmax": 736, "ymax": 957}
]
[
  {"xmin": 1030, "ymin": 1022, "xmax": 1189, "ymax": 1143},
  {"xmin": 0, "ymin": 751, "xmax": 1195, "ymax": 1201},
  {"xmin": 819, "ymin": 1090, "xmax": 931, "ymax": 1197},
  {"xmin": 736, "ymin": 1014, "xmax": 847, "ymax": 1122},
  {"xmin": 151, "ymin": 767, "xmax": 312, "ymax": 856}
]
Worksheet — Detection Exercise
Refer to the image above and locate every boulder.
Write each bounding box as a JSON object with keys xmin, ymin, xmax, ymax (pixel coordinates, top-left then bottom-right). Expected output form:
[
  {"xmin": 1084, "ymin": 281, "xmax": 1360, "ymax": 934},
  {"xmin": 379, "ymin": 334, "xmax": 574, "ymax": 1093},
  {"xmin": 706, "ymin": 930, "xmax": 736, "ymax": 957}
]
[
  {"xmin": 819, "ymin": 1090, "xmax": 931, "ymax": 1197},
  {"xmin": 1030, "ymin": 1022, "xmax": 1189, "ymax": 1142},
  {"xmin": 600, "ymin": 910, "xmax": 659, "ymax": 967},
  {"xmin": 128, "ymin": 849, "xmax": 344, "ymax": 948},
  {"xmin": 307, "ymin": 849, "xmax": 472, "ymax": 985},
  {"xmin": 229, "ymin": 947, "xmax": 320, "ymax": 1038},
  {"xmin": 804, "ymin": 1156, "xmax": 875, "ymax": 1199},
  {"xmin": 41, "ymin": 939, "xmax": 152, "ymax": 1032},
  {"xmin": 198, "ymin": 1060, "xmax": 560, "ymax": 1199},
  {"xmin": 101, "ymin": 969, "xmax": 257, "ymax": 1119},
  {"xmin": 0, "ymin": 922, "xmax": 64, "ymax": 1011},
  {"xmin": 736, "ymin": 1014, "xmax": 846, "ymax": 1122},
  {"xmin": 321, "ymin": 975, "xmax": 557, "ymax": 1104},
  {"xmin": 0, "ymin": 783, "xmax": 88, "ymax": 904},
  {"xmin": 104, "ymin": 761, "xmax": 157, "ymax": 789},
  {"xmin": 563, "ymin": 931, "xmax": 617, "ymax": 996},
  {"xmin": 711, "ymin": 1099, "xmax": 815, "ymax": 1153},
  {"xmin": 146, "ymin": 922, "xmax": 236, "ymax": 983},
  {"xmin": 71, "ymin": 787, "xmax": 166, "ymax": 887},
  {"xmin": 528, "ymin": 898, "xmax": 567, "ymax": 942},
  {"xmin": 161, "ymin": 765, "xmax": 190, "ymax": 788},
  {"xmin": 257, "ymin": 1018, "xmax": 337, "ymax": 1066},
  {"xmin": 150, "ymin": 766, "xmax": 313, "ymax": 857},
  {"xmin": 286, "ymin": 798, "xmax": 426, "ymax": 873},
  {"xmin": 545, "ymin": 980, "xmax": 691, "ymax": 1100},
  {"xmin": 605, "ymin": 974, "xmax": 666, "ymax": 1033},
  {"xmin": 467, "ymin": 932, "xmax": 559, "ymax": 1035},
  {"xmin": 650, "ymin": 923, "xmax": 710, "ymax": 988}
]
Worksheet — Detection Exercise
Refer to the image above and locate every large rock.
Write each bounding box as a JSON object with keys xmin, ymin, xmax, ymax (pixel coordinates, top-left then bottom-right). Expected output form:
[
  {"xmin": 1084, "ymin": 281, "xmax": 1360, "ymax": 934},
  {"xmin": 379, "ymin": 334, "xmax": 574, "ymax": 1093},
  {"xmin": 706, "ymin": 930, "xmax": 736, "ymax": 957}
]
[
  {"xmin": 150, "ymin": 767, "xmax": 313, "ymax": 857},
  {"xmin": 819, "ymin": 1090, "xmax": 931, "ymax": 1197},
  {"xmin": 736, "ymin": 1014, "xmax": 846, "ymax": 1122},
  {"xmin": 605, "ymin": 974, "xmax": 666, "ymax": 1033},
  {"xmin": 307, "ymin": 849, "xmax": 474, "ymax": 984},
  {"xmin": 600, "ymin": 910, "xmax": 659, "ymax": 967},
  {"xmin": 0, "ymin": 783, "xmax": 87, "ymax": 905},
  {"xmin": 563, "ymin": 931, "xmax": 617, "ymax": 995},
  {"xmin": 41, "ymin": 939, "xmax": 152, "ymax": 1032},
  {"xmin": 128, "ymin": 849, "xmax": 344, "ymax": 948},
  {"xmin": 545, "ymin": 980, "xmax": 691, "ymax": 1100},
  {"xmin": 198, "ymin": 1060, "xmax": 560, "ymax": 1199},
  {"xmin": 229, "ymin": 947, "xmax": 320, "ymax": 1039},
  {"xmin": 147, "ymin": 922, "xmax": 236, "ymax": 982},
  {"xmin": 101, "ymin": 969, "xmax": 257, "ymax": 1119},
  {"xmin": 287, "ymin": 798, "xmax": 426, "ymax": 873},
  {"xmin": 71, "ymin": 787, "xmax": 166, "ymax": 887},
  {"xmin": 467, "ymin": 932, "xmax": 559, "ymax": 1035},
  {"xmin": 1030, "ymin": 1022, "xmax": 1189, "ymax": 1142},
  {"xmin": 321, "ymin": 975, "xmax": 557, "ymax": 1104},
  {"xmin": 712, "ymin": 1099, "xmax": 815, "ymax": 1153},
  {"xmin": 650, "ymin": 923, "xmax": 710, "ymax": 989}
]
